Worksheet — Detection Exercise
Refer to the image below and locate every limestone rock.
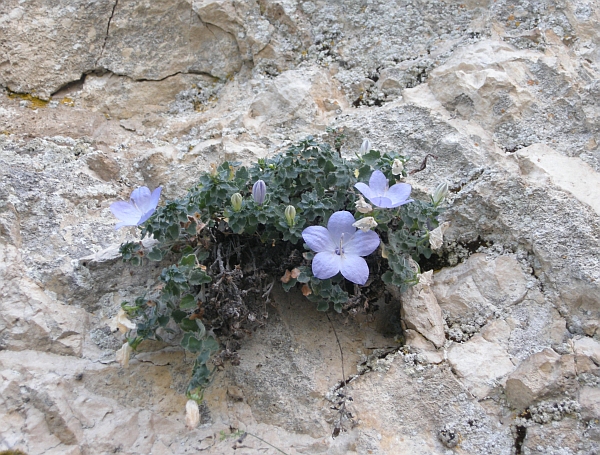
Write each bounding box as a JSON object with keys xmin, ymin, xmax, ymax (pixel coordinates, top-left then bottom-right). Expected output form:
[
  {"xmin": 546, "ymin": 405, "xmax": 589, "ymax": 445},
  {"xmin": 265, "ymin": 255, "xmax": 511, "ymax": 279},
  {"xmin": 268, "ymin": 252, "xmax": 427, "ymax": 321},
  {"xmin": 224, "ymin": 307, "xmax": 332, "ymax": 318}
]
[
  {"xmin": 245, "ymin": 68, "xmax": 347, "ymax": 132},
  {"xmin": 0, "ymin": 241, "xmax": 87, "ymax": 356},
  {"xmin": 81, "ymin": 72, "xmax": 219, "ymax": 120},
  {"xmin": 516, "ymin": 143, "xmax": 600, "ymax": 216},
  {"xmin": 505, "ymin": 349, "xmax": 577, "ymax": 410},
  {"xmin": 0, "ymin": 0, "xmax": 115, "ymax": 98},
  {"xmin": 404, "ymin": 329, "xmax": 444, "ymax": 364},
  {"xmin": 573, "ymin": 336, "xmax": 600, "ymax": 365},
  {"xmin": 432, "ymin": 253, "xmax": 529, "ymax": 320},
  {"xmin": 191, "ymin": 0, "xmax": 274, "ymax": 61},
  {"xmin": 428, "ymin": 40, "xmax": 540, "ymax": 128},
  {"xmin": 400, "ymin": 282, "xmax": 446, "ymax": 348},
  {"xmin": 579, "ymin": 386, "xmax": 600, "ymax": 420},
  {"xmin": 521, "ymin": 417, "xmax": 595, "ymax": 455},
  {"xmin": 98, "ymin": 0, "xmax": 242, "ymax": 81},
  {"xmin": 447, "ymin": 334, "xmax": 515, "ymax": 399}
]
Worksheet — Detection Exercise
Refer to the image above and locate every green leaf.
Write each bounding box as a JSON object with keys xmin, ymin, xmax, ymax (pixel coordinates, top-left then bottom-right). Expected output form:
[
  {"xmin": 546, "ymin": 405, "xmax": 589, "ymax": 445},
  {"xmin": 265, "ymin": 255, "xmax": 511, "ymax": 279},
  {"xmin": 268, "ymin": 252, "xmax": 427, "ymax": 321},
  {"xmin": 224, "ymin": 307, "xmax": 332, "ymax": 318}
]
[
  {"xmin": 281, "ymin": 278, "xmax": 297, "ymax": 292},
  {"xmin": 381, "ymin": 270, "xmax": 394, "ymax": 284},
  {"xmin": 317, "ymin": 301, "xmax": 329, "ymax": 312},
  {"xmin": 180, "ymin": 294, "xmax": 197, "ymax": 310},
  {"xmin": 181, "ymin": 254, "xmax": 196, "ymax": 267},
  {"xmin": 167, "ymin": 224, "xmax": 180, "ymax": 240},
  {"xmin": 189, "ymin": 269, "xmax": 212, "ymax": 285},
  {"xmin": 172, "ymin": 309, "xmax": 187, "ymax": 323},
  {"xmin": 196, "ymin": 249, "xmax": 210, "ymax": 262},
  {"xmin": 180, "ymin": 317, "xmax": 201, "ymax": 332},
  {"xmin": 147, "ymin": 247, "xmax": 164, "ymax": 261},
  {"xmin": 181, "ymin": 332, "xmax": 204, "ymax": 352}
]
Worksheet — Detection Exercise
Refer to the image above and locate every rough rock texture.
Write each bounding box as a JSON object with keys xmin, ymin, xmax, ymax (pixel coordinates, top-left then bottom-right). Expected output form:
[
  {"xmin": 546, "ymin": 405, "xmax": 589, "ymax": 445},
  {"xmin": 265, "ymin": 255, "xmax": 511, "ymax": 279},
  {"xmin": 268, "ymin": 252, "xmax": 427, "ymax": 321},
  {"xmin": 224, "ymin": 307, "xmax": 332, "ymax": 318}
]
[{"xmin": 2, "ymin": 0, "xmax": 600, "ymax": 453}]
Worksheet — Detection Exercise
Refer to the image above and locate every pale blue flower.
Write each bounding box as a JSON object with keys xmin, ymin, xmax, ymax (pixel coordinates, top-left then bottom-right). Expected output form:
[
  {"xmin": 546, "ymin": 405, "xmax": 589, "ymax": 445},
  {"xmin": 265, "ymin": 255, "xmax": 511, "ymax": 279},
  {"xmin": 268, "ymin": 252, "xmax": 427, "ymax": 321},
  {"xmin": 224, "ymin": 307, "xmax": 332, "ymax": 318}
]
[
  {"xmin": 252, "ymin": 180, "xmax": 267, "ymax": 205},
  {"xmin": 302, "ymin": 211, "xmax": 380, "ymax": 285},
  {"xmin": 110, "ymin": 186, "xmax": 162, "ymax": 229},
  {"xmin": 354, "ymin": 170, "xmax": 413, "ymax": 209}
]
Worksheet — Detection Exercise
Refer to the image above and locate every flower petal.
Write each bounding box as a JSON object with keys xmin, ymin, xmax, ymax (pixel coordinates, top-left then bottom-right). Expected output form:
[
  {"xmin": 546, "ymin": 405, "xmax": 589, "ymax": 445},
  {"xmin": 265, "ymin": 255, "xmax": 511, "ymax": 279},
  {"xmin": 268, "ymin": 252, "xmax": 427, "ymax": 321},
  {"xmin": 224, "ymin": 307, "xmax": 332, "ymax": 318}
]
[
  {"xmin": 388, "ymin": 198, "xmax": 414, "ymax": 208},
  {"xmin": 110, "ymin": 201, "xmax": 142, "ymax": 228},
  {"xmin": 312, "ymin": 252, "xmax": 342, "ymax": 279},
  {"xmin": 386, "ymin": 182, "xmax": 413, "ymax": 206},
  {"xmin": 149, "ymin": 186, "xmax": 162, "ymax": 208},
  {"xmin": 368, "ymin": 170, "xmax": 388, "ymax": 196},
  {"xmin": 138, "ymin": 208, "xmax": 157, "ymax": 225},
  {"xmin": 344, "ymin": 230, "xmax": 380, "ymax": 256},
  {"xmin": 368, "ymin": 196, "xmax": 394, "ymax": 208},
  {"xmin": 130, "ymin": 187, "xmax": 153, "ymax": 212},
  {"xmin": 326, "ymin": 211, "xmax": 356, "ymax": 243},
  {"xmin": 303, "ymin": 226, "xmax": 335, "ymax": 253},
  {"xmin": 340, "ymin": 255, "xmax": 369, "ymax": 285},
  {"xmin": 355, "ymin": 182, "xmax": 376, "ymax": 201}
]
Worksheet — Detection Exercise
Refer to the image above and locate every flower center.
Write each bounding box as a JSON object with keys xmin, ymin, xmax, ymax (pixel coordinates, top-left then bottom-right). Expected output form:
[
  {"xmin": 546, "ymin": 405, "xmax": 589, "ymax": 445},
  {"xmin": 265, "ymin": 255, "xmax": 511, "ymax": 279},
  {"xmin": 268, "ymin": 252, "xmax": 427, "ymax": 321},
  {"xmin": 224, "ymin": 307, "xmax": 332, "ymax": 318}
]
[{"xmin": 335, "ymin": 233, "xmax": 345, "ymax": 256}]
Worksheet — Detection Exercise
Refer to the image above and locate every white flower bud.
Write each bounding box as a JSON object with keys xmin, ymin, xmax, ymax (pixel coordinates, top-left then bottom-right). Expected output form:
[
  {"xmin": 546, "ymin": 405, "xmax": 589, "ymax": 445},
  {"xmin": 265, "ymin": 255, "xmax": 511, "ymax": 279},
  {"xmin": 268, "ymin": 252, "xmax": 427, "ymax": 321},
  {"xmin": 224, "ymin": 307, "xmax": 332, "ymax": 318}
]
[
  {"xmin": 355, "ymin": 195, "xmax": 373, "ymax": 214},
  {"xmin": 359, "ymin": 139, "xmax": 372, "ymax": 155},
  {"xmin": 284, "ymin": 205, "xmax": 296, "ymax": 227},
  {"xmin": 185, "ymin": 400, "xmax": 200, "ymax": 429},
  {"xmin": 432, "ymin": 181, "xmax": 449, "ymax": 205},
  {"xmin": 116, "ymin": 342, "xmax": 132, "ymax": 368},
  {"xmin": 352, "ymin": 217, "xmax": 378, "ymax": 232},
  {"xmin": 391, "ymin": 159, "xmax": 404, "ymax": 175},
  {"xmin": 231, "ymin": 193, "xmax": 243, "ymax": 212},
  {"xmin": 429, "ymin": 221, "xmax": 450, "ymax": 250}
]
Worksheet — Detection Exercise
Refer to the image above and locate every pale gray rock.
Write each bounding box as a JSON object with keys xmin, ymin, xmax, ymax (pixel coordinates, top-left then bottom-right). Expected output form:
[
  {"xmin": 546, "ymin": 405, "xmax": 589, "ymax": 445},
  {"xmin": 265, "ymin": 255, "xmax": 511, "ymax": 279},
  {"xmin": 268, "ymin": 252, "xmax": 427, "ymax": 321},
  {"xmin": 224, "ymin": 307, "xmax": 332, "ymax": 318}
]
[
  {"xmin": 404, "ymin": 329, "xmax": 444, "ymax": 364},
  {"xmin": 573, "ymin": 337, "xmax": 600, "ymax": 365},
  {"xmin": 579, "ymin": 386, "xmax": 600, "ymax": 420},
  {"xmin": 245, "ymin": 68, "xmax": 347, "ymax": 132},
  {"xmin": 521, "ymin": 417, "xmax": 597, "ymax": 455},
  {"xmin": 0, "ymin": 0, "xmax": 115, "ymax": 98},
  {"xmin": 400, "ymin": 283, "xmax": 446, "ymax": 348},
  {"xmin": 505, "ymin": 349, "xmax": 577, "ymax": 410},
  {"xmin": 447, "ymin": 334, "xmax": 515, "ymax": 399},
  {"xmin": 432, "ymin": 253, "xmax": 529, "ymax": 320},
  {"xmin": 98, "ymin": 0, "xmax": 242, "ymax": 81}
]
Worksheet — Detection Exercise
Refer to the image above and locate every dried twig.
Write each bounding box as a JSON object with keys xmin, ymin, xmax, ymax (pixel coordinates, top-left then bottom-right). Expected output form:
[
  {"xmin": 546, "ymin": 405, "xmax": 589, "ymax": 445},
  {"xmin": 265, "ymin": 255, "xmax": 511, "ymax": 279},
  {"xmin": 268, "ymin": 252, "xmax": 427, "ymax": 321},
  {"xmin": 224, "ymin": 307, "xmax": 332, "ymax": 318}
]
[{"xmin": 409, "ymin": 153, "xmax": 437, "ymax": 175}]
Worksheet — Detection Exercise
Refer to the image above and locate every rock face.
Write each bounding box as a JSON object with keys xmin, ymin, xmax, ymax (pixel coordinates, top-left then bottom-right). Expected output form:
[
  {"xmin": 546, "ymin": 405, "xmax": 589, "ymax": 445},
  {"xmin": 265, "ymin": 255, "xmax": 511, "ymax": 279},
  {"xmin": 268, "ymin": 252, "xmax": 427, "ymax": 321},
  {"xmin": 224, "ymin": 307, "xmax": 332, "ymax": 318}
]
[{"xmin": 2, "ymin": 0, "xmax": 600, "ymax": 454}]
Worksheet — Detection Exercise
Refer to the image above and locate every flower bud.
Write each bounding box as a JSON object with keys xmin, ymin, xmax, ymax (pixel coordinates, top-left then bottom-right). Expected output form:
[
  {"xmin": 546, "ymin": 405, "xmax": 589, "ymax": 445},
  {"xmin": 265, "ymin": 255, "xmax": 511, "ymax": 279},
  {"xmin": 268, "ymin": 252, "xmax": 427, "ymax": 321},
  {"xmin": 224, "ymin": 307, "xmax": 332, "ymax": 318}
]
[
  {"xmin": 352, "ymin": 216, "xmax": 378, "ymax": 232},
  {"xmin": 359, "ymin": 138, "xmax": 372, "ymax": 155},
  {"xmin": 231, "ymin": 193, "xmax": 243, "ymax": 212},
  {"xmin": 284, "ymin": 205, "xmax": 296, "ymax": 226},
  {"xmin": 185, "ymin": 400, "xmax": 200, "ymax": 429},
  {"xmin": 252, "ymin": 180, "xmax": 267, "ymax": 205},
  {"xmin": 355, "ymin": 195, "xmax": 373, "ymax": 214},
  {"xmin": 432, "ymin": 181, "xmax": 449, "ymax": 205},
  {"xmin": 392, "ymin": 159, "xmax": 404, "ymax": 175}
]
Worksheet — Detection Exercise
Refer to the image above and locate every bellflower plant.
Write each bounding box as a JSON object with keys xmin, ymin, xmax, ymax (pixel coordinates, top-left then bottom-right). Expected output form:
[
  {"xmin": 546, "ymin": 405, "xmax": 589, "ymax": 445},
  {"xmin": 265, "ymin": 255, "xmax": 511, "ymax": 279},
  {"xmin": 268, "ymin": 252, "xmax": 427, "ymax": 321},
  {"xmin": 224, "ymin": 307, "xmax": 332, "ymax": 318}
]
[
  {"xmin": 355, "ymin": 170, "xmax": 413, "ymax": 208},
  {"xmin": 110, "ymin": 186, "xmax": 162, "ymax": 229},
  {"xmin": 302, "ymin": 211, "xmax": 380, "ymax": 285},
  {"xmin": 112, "ymin": 136, "xmax": 449, "ymax": 404}
]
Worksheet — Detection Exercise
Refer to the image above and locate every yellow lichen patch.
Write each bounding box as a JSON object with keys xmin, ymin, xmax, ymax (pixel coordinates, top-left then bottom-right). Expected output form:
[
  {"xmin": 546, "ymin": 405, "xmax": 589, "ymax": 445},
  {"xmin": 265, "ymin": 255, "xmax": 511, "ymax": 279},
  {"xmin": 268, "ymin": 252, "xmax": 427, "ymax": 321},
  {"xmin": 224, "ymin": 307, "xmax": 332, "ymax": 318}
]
[
  {"xmin": 60, "ymin": 97, "xmax": 75, "ymax": 107},
  {"xmin": 7, "ymin": 91, "xmax": 50, "ymax": 109}
]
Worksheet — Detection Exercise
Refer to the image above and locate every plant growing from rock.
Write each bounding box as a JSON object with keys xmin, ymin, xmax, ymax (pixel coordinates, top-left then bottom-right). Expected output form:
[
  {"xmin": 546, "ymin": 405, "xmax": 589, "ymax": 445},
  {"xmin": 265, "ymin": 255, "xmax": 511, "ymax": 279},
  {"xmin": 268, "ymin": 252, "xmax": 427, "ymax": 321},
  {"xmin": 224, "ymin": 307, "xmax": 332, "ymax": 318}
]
[{"xmin": 111, "ymin": 136, "xmax": 447, "ymax": 403}]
